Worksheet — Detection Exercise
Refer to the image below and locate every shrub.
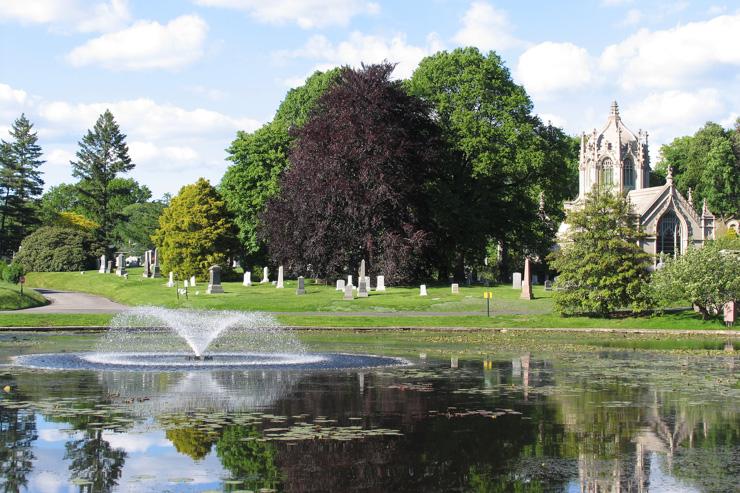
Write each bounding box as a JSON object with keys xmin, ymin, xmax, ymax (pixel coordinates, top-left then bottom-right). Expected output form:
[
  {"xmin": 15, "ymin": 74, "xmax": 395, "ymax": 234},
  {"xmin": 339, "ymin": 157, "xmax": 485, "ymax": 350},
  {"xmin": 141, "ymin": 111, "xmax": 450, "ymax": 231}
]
[
  {"xmin": 14, "ymin": 226, "xmax": 104, "ymax": 272},
  {"xmin": 2, "ymin": 262, "xmax": 25, "ymax": 284}
]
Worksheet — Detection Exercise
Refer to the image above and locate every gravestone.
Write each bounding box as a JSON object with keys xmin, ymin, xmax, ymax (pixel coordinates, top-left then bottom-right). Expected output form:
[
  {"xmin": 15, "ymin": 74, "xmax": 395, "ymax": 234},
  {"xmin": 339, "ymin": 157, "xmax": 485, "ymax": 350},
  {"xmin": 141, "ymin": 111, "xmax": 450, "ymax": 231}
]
[
  {"xmin": 336, "ymin": 279, "xmax": 345, "ymax": 291},
  {"xmin": 115, "ymin": 254, "xmax": 126, "ymax": 276},
  {"xmin": 190, "ymin": 275, "xmax": 196, "ymax": 287},
  {"xmin": 243, "ymin": 271, "xmax": 252, "ymax": 286},
  {"xmin": 296, "ymin": 276, "xmax": 305, "ymax": 295},
  {"xmin": 358, "ymin": 279, "xmax": 368, "ymax": 298},
  {"xmin": 451, "ymin": 283, "xmax": 459, "ymax": 294},
  {"xmin": 347, "ymin": 275, "xmax": 353, "ymax": 287},
  {"xmin": 151, "ymin": 248, "xmax": 161, "ymax": 278},
  {"xmin": 520, "ymin": 258, "xmax": 533, "ymax": 300},
  {"xmin": 184, "ymin": 280, "xmax": 189, "ymax": 288},
  {"xmin": 276, "ymin": 265, "xmax": 284, "ymax": 288},
  {"xmin": 544, "ymin": 280, "xmax": 553, "ymax": 291},
  {"xmin": 420, "ymin": 284, "xmax": 428, "ymax": 296},
  {"xmin": 359, "ymin": 260, "xmax": 366, "ymax": 282},
  {"xmin": 142, "ymin": 250, "xmax": 151, "ymax": 278},
  {"xmin": 261, "ymin": 267, "xmax": 269, "ymax": 283},
  {"xmin": 376, "ymin": 275, "xmax": 385, "ymax": 291},
  {"xmin": 98, "ymin": 254, "xmax": 106, "ymax": 274},
  {"xmin": 167, "ymin": 271, "xmax": 175, "ymax": 288},
  {"xmin": 512, "ymin": 272, "xmax": 522, "ymax": 289},
  {"xmin": 365, "ymin": 276, "xmax": 371, "ymax": 291},
  {"xmin": 207, "ymin": 265, "xmax": 224, "ymax": 294},
  {"xmin": 106, "ymin": 260, "xmax": 112, "ymax": 274},
  {"xmin": 343, "ymin": 284, "xmax": 353, "ymax": 300}
]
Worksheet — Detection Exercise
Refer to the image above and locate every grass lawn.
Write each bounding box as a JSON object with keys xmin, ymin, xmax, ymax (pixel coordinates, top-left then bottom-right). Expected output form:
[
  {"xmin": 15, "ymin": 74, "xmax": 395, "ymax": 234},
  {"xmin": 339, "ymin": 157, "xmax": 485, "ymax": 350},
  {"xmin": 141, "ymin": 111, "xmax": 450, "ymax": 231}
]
[{"xmin": 0, "ymin": 281, "xmax": 48, "ymax": 310}]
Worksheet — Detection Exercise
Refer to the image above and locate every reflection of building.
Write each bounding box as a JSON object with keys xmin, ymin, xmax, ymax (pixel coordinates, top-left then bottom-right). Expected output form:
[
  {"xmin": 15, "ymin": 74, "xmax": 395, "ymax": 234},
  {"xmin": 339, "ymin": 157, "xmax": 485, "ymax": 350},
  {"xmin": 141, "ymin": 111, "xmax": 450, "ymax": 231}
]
[{"xmin": 562, "ymin": 102, "xmax": 715, "ymax": 263}]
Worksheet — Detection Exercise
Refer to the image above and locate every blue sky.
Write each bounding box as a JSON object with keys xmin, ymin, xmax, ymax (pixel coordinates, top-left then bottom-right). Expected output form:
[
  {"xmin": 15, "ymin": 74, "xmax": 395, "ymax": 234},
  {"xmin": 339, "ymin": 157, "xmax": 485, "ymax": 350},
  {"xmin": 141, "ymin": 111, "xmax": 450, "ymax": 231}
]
[{"xmin": 1, "ymin": 0, "xmax": 738, "ymax": 198}]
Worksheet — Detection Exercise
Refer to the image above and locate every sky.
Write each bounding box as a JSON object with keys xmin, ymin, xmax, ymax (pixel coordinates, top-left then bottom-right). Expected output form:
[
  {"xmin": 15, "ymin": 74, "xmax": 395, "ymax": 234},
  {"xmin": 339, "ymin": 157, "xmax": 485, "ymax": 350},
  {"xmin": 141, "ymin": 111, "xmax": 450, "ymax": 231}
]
[{"xmin": 1, "ymin": 0, "xmax": 738, "ymax": 199}]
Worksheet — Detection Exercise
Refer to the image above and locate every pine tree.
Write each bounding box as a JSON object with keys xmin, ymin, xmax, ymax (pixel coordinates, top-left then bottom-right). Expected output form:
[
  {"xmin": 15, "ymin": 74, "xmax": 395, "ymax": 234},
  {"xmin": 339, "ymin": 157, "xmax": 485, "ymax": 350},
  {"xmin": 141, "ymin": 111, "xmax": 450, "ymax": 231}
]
[
  {"xmin": 71, "ymin": 110, "xmax": 133, "ymax": 252},
  {"xmin": 0, "ymin": 114, "xmax": 45, "ymax": 257}
]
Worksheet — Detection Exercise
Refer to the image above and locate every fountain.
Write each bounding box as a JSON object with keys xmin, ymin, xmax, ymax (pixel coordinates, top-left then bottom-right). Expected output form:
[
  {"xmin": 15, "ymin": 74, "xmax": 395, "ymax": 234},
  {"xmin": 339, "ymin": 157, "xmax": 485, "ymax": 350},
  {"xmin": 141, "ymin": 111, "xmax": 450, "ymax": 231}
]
[{"xmin": 14, "ymin": 307, "xmax": 407, "ymax": 371}]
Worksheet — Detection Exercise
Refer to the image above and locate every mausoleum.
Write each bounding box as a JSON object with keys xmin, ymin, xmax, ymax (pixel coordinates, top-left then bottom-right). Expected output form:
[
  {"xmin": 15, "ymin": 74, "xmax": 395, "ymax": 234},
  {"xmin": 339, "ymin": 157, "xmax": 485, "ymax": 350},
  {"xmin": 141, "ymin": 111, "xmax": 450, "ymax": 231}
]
[{"xmin": 560, "ymin": 102, "xmax": 715, "ymax": 263}]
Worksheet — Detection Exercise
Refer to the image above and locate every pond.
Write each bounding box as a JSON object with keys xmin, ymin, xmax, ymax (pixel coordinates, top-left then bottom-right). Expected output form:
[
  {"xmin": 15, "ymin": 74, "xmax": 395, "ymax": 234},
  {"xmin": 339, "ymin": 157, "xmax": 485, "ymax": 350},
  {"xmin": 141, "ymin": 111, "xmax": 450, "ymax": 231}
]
[{"xmin": 0, "ymin": 331, "xmax": 737, "ymax": 492}]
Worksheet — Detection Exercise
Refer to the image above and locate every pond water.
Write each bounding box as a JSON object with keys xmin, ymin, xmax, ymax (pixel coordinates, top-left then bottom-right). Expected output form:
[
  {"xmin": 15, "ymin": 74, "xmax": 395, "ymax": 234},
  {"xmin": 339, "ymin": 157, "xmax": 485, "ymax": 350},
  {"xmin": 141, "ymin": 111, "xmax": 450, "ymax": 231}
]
[{"xmin": 0, "ymin": 333, "xmax": 738, "ymax": 492}]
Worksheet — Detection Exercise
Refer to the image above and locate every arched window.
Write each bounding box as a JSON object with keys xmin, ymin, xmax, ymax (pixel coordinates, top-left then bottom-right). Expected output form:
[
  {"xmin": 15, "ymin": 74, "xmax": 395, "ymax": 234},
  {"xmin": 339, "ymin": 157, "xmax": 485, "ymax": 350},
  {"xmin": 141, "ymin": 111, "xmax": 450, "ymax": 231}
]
[
  {"xmin": 623, "ymin": 159, "xmax": 636, "ymax": 191},
  {"xmin": 657, "ymin": 211, "xmax": 681, "ymax": 257},
  {"xmin": 599, "ymin": 158, "xmax": 614, "ymax": 188}
]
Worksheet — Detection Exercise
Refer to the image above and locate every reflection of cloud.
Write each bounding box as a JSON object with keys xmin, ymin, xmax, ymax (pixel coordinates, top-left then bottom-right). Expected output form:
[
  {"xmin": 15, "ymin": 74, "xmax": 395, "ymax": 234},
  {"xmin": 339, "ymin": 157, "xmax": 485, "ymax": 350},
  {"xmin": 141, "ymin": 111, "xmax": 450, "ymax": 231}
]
[
  {"xmin": 38, "ymin": 428, "xmax": 80, "ymax": 442},
  {"xmin": 27, "ymin": 471, "xmax": 65, "ymax": 493},
  {"xmin": 102, "ymin": 430, "xmax": 171, "ymax": 453}
]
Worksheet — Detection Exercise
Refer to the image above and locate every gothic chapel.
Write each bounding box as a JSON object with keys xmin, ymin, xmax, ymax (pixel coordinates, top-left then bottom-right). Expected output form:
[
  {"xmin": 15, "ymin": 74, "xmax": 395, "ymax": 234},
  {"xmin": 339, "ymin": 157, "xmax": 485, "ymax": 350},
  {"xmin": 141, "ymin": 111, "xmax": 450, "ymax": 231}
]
[{"xmin": 561, "ymin": 102, "xmax": 715, "ymax": 264}]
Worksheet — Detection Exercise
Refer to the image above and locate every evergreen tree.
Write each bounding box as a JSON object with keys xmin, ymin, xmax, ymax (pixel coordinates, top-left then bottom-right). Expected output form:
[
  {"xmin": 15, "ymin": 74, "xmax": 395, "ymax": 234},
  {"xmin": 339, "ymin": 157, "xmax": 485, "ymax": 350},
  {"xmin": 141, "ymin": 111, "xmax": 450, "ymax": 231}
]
[
  {"xmin": 70, "ymin": 110, "xmax": 133, "ymax": 252},
  {"xmin": 0, "ymin": 114, "xmax": 45, "ymax": 257},
  {"xmin": 549, "ymin": 189, "xmax": 653, "ymax": 316}
]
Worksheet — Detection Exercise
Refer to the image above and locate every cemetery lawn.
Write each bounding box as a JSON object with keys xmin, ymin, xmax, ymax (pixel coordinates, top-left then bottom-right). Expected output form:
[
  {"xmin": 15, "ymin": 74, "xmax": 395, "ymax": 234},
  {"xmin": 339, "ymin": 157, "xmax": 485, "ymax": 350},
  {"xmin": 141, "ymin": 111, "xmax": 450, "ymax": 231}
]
[{"xmin": 0, "ymin": 281, "xmax": 48, "ymax": 310}]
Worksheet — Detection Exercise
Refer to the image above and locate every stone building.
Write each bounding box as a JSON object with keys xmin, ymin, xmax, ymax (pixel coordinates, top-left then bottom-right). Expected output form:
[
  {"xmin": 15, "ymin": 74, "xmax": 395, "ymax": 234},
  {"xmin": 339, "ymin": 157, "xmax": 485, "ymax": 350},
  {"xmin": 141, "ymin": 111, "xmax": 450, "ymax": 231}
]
[{"xmin": 561, "ymin": 102, "xmax": 715, "ymax": 263}]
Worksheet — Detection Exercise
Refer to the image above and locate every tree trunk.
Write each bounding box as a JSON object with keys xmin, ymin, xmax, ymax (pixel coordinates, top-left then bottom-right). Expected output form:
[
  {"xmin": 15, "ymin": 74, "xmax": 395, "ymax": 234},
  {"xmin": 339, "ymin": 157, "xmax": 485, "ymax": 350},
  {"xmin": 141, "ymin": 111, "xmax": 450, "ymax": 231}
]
[{"xmin": 453, "ymin": 251, "xmax": 465, "ymax": 283}]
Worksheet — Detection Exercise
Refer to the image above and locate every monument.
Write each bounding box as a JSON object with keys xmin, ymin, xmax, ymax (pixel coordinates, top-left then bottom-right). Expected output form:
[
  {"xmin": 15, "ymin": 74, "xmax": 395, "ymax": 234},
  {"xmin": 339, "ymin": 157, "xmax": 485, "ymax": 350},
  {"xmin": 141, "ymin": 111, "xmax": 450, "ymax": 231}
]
[
  {"xmin": 190, "ymin": 275, "xmax": 196, "ymax": 287},
  {"xmin": 512, "ymin": 272, "xmax": 522, "ymax": 289},
  {"xmin": 336, "ymin": 279, "xmax": 345, "ymax": 291},
  {"xmin": 520, "ymin": 258, "xmax": 533, "ymax": 300},
  {"xmin": 207, "ymin": 265, "xmax": 224, "ymax": 294},
  {"xmin": 420, "ymin": 284, "xmax": 427, "ymax": 296},
  {"xmin": 142, "ymin": 250, "xmax": 151, "ymax": 278},
  {"xmin": 106, "ymin": 260, "xmax": 112, "ymax": 273},
  {"xmin": 296, "ymin": 276, "xmax": 305, "ymax": 295},
  {"xmin": 167, "ymin": 272, "xmax": 175, "ymax": 288},
  {"xmin": 451, "ymin": 283, "xmax": 459, "ymax": 294},
  {"xmin": 115, "ymin": 254, "xmax": 126, "ymax": 276},
  {"xmin": 358, "ymin": 278, "xmax": 368, "ymax": 298},
  {"xmin": 243, "ymin": 271, "xmax": 252, "ymax": 286},
  {"xmin": 276, "ymin": 265, "xmax": 284, "ymax": 288},
  {"xmin": 343, "ymin": 284, "xmax": 353, "ymax": 300},
  {"xmin": 151, "ymin": 248, "xmax": 161, "ymax": 278},
  {"xmin": 98, "ymin": 254, "xmax": 106, "ymax": 274},
  {"xmin": 261, "ymin": 267, "xmax": 269, "ymax": 283},
  {"xmin": 376, "ymin": 275, "xmax": 385, "ymax": 291}
]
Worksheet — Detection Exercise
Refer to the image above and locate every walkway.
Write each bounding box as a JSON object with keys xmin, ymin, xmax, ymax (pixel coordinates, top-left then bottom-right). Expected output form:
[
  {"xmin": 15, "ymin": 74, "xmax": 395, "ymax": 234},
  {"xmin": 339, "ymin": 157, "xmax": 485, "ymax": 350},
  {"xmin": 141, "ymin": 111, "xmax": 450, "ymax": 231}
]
[{"xmin": 0, "ymin": 289, "xmax": 127, "ymax": 314}]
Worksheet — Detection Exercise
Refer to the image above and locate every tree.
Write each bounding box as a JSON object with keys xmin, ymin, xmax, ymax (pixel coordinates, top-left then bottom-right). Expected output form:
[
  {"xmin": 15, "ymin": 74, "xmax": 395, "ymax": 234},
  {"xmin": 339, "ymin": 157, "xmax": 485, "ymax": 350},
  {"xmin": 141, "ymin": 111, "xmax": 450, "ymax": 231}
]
[
  {"xmin": 549, "ymin": 189, "xmax": 653, "ymax": 316},
  {"xmin": 262, "ymin": 63, "xmax": 440, "ymax": 283},
  {"xmin": 38, "ymin": 183, "xmax": 83, "ymax": 225},
  {"xmin": 659, "ymin": 122, "xmax": 739, "ymax": 218},
  {"xmin": 651, "ymin": 243, "xmax": 739, "ymax": 320},
  {"xmin": 114, "ymin": 201, "xmax": 165, "ymax": 255},
  {"xmin": 152, "ymin": 178, "xmax": 238, "ymax": 281},
  {"xmin": 13, "ymin": 226, "xmax": 103, "ymax": 272},
  {"xmin": 0, "ymin": 114, "xmax": 45, "ymax": 257},
  {"xmin": 220, "ymin": 69, "xmax": 340, "ymax": 266},
  {"xmin": 406, "ymin": 48, "xmax": 576, "ymax": 281},
  {"xmin": 71, "ymin": 110, "xmax": 134, "ymax": 252}
]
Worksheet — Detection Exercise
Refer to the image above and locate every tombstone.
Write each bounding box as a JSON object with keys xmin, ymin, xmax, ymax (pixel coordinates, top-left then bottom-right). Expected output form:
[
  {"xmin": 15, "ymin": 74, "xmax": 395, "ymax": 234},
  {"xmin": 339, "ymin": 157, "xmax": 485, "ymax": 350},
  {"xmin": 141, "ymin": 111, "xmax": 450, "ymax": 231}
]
[
  {"xmin": 359, "ymin": 260, "xmax": 366, "ymax": 282},
  {"xmin": 261, "ymin": 267, "xmax": 269, "ymax": 283},
  {"xmin": 358, "ymin": 279, "xmax": 369, "ymax": 298},
  {"xmin": 167, "ymin": 271, "xmax": 175, "ymax": 288},
  {"xmin": 105, "ymin": 260, "xmax": 112, "ymax": 274},
  {"xmin": 419, "ymin": 284, "xmax": 428, "ymax": 296},
  {"xmin": 243, "ymin": 271, "xmax": 252, "ymax": 286},
  {"xmin": 544, "ymin": 280, "xmax": 553, "ymax": 291},
  {"xmin": 296, "ymin": 276, "xmax": 305, "ymax": 295},
  {"xmin": 115, "ymin": 254, "xmax": 126, "ymax": 276},
  {"xmin": 190, "ymin": 275, "xmax": 196, "ymax": 287},
  {"xmin": 512, "ymin": 272, "xmax": 522, "ymax": 289},
  {"xmin": 532, "ymin": 274, "xmax": 538, "ymax": 285},
  {"xmin": 451, "ymin": 283, "xmax": 460, "ymax": 294},
  {"xmin": 343, "ymin": 284, "xmax": 354, "ymax": 300},
  {"xmin": 206, "ymin": 265, "xmax": 224, "ymax": 294},
  {"xmin": 336, "ymin": 279, "xmax": 345, "ymax": 291},
  {"xmin": 365, "ymin": 276, "xmax": 371, "ymax": 291},
  {"xmin": 184, "ymin": 280, "xmax": 189, "ymax": 288},
  {"xmin": 98, "ymin": 254, "xmax": 106, "ymax": 273},
  {"xmin": 151, "ymin": 249, "xmax": 162, "ymax": 278},
  {"xmin": 376, "ymin": 275, "xmax": 386, "ymax": 291},
  {"xmin": 142, "ymin": 250, "xmax": 151, "ymax": 278},
  {"xmin": 520, "ymin": 258, "xmax": 533, "ymax": 300},
  {"xmin": 347, "ymin": 275, "xmax": 353, "ymax": 287},
  {"xmin": 276, "ymin": 265, "xmax": 284, "ymax": 288}
]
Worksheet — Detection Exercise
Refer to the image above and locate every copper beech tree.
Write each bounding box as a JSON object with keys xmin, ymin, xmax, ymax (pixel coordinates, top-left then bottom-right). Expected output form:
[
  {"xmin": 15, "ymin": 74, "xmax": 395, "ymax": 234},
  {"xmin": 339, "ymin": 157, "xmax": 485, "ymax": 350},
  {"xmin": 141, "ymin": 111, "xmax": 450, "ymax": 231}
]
[{"xmin": 261, "ymin": 64, "xmax": 441, "ymax": 284}]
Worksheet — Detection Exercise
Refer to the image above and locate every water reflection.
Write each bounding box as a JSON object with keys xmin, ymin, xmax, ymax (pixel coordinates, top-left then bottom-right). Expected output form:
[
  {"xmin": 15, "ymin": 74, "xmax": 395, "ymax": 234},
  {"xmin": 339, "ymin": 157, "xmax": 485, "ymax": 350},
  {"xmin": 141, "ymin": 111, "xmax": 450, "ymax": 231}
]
[{"xmin": 0, "ymin": 350, "xmax": 737, "ymax": 492}]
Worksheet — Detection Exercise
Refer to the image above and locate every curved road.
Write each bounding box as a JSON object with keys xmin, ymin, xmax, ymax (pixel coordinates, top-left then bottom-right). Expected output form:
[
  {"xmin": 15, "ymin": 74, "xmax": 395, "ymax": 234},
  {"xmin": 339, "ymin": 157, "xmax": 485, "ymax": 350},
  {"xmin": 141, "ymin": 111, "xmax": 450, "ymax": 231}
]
[{"xmin": 1, "ymin": 289, "xmax": 127, "ymax": 314}]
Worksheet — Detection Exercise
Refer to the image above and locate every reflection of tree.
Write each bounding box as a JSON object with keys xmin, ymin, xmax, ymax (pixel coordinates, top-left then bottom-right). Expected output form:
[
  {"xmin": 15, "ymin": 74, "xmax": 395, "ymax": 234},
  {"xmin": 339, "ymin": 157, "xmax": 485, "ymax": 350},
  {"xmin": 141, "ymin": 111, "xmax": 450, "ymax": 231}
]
[
  {"xmin": 468, "ymin": 465, "xmax": 545, "ymax": 492},
  {"xmin": 0, "ymin": 406, "xmax": 37, "ymax": 493},
  {"xmin": 65, "ymin": 429, "xmax": 126, "ymax": 493},
  {"xmin": 216, "ymin": 425, "xmax": 281, "ymax": 492},
  {"xmin": 165, "ymin": 421, "xmax": 217, "ymax": 461}
]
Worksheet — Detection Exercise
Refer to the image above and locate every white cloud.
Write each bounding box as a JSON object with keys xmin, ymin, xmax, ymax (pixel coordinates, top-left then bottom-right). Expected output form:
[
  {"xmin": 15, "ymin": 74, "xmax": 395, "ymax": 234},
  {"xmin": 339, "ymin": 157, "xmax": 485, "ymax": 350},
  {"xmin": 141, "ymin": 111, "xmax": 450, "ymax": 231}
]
[
  {"xmin": 516, "ymin": 42, "xmax": 593, "ymax": 97},
  {"xmin": 194, "ymin": 0, "xmax": 379, "ymax": 28},
  {"xmin": 538, "ymin": 112, "xmax": 567, "ymax": 128},
  {"xmin": 600, "ymin": 14, "xmax": 740, "ymax": 89},
  {"xmin": 280, "ymin": 31, "xmax": 444, "ymax": 80},
  {"xmin": 0, "ymin": 83, "xmax": 27, "ymax": 106},
  {"xmin": 0, "ymin": 0, "xmax": 130, "ymax": 33},
  {"xmin": 46, "ymin": 148, "xmax": 76, "ymax": 167},
  {"xmin": 67, "ymin": 15, "xmax": 208, "ymax": 70},
  {"xmin": 620, "ymin": 8, "xmax": 643, "ymax": 26},
  {"xmin": 0, "ymin": 82, "xmax": 30, "ymax": 128},
  {"xmin": 129, "ymin": 141, "xmax": 199, "ymax": 165},
  {"xmin": 452, "ymin": 1, "xmax": 522, "ymax": 52}
]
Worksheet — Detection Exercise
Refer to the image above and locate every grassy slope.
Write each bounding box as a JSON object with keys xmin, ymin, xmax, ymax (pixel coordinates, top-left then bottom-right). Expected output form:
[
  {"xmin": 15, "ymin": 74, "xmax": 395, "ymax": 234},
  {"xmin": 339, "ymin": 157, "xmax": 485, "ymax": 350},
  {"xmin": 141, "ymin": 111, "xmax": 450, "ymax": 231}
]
[{"xmin": 0, "ymin": 281, "xmax": 48, "ymax": 310}]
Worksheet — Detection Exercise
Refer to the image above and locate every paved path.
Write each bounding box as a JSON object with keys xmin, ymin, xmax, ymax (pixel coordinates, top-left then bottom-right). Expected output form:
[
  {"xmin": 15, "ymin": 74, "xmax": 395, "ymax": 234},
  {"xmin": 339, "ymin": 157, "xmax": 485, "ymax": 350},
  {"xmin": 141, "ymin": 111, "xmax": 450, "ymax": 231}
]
[{"xmin": 0, "ymin": 289, "xmax": 127, "ymax": 314}]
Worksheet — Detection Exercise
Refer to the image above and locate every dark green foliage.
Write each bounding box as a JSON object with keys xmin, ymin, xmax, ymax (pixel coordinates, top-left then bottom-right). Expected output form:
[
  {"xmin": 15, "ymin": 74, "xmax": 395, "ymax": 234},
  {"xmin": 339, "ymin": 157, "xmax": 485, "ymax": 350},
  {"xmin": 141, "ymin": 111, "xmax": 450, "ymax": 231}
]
[
  {"xmin": 659, "ymin": 120, "xmax": 739, "ymax": 218},
  {"xmin": 71, "ymin": 110, "xmax": 134, "ymax": 251},
  {"xmin": 114, "ymin": 201, "xmax": 165, "ymax": 255},
  {"xmin": 14, "ymin": 226, "xmax": 103, "ymax": 272},
  {"xmin": 38, "ymin": 183, "xmax": 83, "ymax": 225},
  {"xmin": 217, "ymin": 425, "xmax": 281, "ymax": 491},
  {"xmin": 221, "ymin": 69, "xmax": 340, "ymax": 265},
  {"xmin": 2, "ymin": 262, "xmax": 25, "ymax": 284},
  {"xmin": 0, "ymin": 114, "xmax": 45, "ymax": 257},
  {"xmin": 549, "ymin": 189, "xmax": 653, "ymax": 316}
]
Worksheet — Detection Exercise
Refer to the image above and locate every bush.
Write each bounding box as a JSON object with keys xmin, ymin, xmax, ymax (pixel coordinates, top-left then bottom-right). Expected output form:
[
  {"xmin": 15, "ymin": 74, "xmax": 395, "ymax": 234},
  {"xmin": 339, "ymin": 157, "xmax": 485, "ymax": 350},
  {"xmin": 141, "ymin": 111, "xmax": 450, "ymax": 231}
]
[
  {"xmin": 2, "ymin": 262, "xmax": 25, "ymax": 284},
  {"xmin": 14, "ymin": 226, "xmax": 104, "ymax": 272}
]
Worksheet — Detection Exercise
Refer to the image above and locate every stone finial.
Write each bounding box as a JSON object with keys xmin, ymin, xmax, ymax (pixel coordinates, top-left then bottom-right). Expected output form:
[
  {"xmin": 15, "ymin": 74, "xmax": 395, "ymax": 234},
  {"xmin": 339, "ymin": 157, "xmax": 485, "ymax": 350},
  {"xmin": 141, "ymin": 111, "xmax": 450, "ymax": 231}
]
[
  {"xmin": 610, "ymin": 100, "xmax": 620, "ymax": 119},
  {"xmin": 666, "ymin": 166, "xmax": 673, "ymax": 185},
  {"xmin": 687, "ymin": 187, "xmax": 693, "ymax": 206}
]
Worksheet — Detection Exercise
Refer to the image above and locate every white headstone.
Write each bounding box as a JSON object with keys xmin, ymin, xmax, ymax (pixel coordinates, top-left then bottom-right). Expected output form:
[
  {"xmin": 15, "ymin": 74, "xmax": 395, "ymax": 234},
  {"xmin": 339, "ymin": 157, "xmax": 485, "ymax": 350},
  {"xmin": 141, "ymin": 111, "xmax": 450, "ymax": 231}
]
[
  {"xmin": 98, "ymin": 254, "xmax": 106, "ymax": 274},
  {"xmin": 376, "ymin": 275, "xmax": 385, "ymax": 291},
  {"xmin": 420, "ymin": 284, "xmax": 428, "ymax": 296},
  {"xmin": 451, "ymin": 283, "xmax": 460, "ymax": 294},
  {"xmin": 296, "ymin": 276, "xmax": 305, "ymax": 295},
  {"xmin": 115, "ymin": 254, "xmax": 126, "ymax": 276},
  {"xmin": 243, "ymin": 271, "xmax": 252, "ymax": 286},
  {"xmin": 261, "ymin": 267, "xmax": 269, "ymax": 283},
  {"xmin": 512, "ymin": 272, "xmax": 522, "ymax": 289},
  {"xmin": 190, "ymin": 275, "xmax": 196, "ymax": 287},
  {"xmin": 336, "ymin": 279, "xmax": 346, "ymax": 291},
  {"xmin": 358, "ymin": 279, "xmax": 369, "ymax": 298},
  {"xmin": 359, "ymin": 260, "xmax": 366, "ymax": 281},
  {"xmin": 207, "ymin": 265, "xmax": 224, "ymax": 294},
  {"xmin": 167, "ymin": 271, "xmax": 174, "ymax": 288},
  {"xmin": 347, "ymin": 275, "xmax": 353, "ymax": 287},
  {"xmin": 343, "ymin": 284, "xmax": 353, "ymax": 300},
  {"xmin": 184, "ymin": 280, "xmax": 189, "ymax": 288},
  {"xmin": 276, "ymin": 265, "xmax": 284, "ymax": 288},
  {"xmin": 365, "ymin": 276, "xmax": 371, "ymax": 291}
]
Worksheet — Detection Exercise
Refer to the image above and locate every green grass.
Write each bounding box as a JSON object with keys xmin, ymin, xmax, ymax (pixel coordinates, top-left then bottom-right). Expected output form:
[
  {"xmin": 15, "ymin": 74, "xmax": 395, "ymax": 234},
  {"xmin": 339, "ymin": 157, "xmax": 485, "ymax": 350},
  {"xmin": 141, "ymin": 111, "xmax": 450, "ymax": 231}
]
[
  {"xmin": 0, "ymin": 281, "xmax": 48, "ymax": 310},
  {"xmin": 0, "ymin": 313, "xmax": 113, "ymax": 327}
]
